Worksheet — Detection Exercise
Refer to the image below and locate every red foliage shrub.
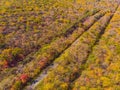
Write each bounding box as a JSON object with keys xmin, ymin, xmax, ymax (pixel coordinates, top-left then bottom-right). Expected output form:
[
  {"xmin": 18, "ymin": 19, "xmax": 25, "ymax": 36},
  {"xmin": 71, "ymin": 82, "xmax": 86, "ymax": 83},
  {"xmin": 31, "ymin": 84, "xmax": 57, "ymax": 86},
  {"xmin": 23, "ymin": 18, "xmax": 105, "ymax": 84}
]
[
  {"xmin": 20, "ymin": 74, "xmax": 29, "ymax": 84},
  {"xmin": 38, "ymin": 57, "xmax": 49, "ymax": 69}
]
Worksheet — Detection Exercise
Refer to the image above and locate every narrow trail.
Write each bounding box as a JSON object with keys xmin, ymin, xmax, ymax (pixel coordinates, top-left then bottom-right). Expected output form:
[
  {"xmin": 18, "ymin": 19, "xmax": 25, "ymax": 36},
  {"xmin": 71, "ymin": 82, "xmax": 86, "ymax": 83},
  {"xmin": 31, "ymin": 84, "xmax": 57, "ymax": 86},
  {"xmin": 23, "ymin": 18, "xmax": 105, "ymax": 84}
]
[
  {"xmin": 25, "ymin": 11, "xmax": 105, "ymax": 90},
  {"xmin": 69, "ymin": 4, "xmax": 120, "ymax": 90}
]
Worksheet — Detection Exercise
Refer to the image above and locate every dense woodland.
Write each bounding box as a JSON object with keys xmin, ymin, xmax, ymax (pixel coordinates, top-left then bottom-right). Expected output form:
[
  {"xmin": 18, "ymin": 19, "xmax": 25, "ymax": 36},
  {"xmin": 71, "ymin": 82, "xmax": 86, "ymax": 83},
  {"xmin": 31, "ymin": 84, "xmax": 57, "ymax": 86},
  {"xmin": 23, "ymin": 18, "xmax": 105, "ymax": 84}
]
[{"xmin": 0, "ymin": 0, "xmax": 120, "ymax": 90}]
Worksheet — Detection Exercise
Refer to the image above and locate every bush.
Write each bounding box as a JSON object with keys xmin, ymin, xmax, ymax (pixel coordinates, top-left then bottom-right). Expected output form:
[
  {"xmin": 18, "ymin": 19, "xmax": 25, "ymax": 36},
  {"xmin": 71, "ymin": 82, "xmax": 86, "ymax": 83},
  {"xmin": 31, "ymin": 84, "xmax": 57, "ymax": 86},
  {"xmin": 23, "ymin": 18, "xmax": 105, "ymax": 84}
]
[
  {"xmin": 20, "ymin": 74, "xmax": 29, "ymax": 84},
  {"xmin": 0, "ymin": 47, "xmax": 23, "ymax": 68},
  {"xmin": 11, "ymin": 81, "xmax": 22, "ymax": 90}
]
